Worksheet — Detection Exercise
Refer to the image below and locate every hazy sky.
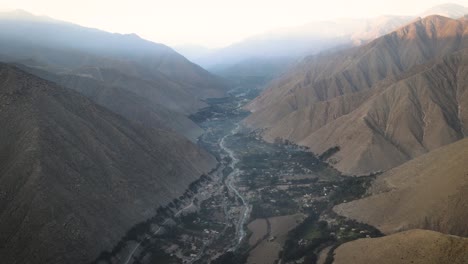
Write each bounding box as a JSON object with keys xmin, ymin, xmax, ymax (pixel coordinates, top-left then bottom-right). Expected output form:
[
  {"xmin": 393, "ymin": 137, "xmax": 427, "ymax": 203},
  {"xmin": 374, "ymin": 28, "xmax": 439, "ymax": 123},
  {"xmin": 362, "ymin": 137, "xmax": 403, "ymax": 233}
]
[{"xmin": 1, "ymin": 0, "xmax": 468, "ymax": 48}]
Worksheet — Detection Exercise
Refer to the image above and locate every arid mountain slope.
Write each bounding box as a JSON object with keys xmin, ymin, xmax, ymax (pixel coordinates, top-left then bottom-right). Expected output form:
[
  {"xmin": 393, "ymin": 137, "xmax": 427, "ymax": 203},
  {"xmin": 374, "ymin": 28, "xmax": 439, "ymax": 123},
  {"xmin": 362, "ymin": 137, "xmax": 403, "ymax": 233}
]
[
  {"xmin": 20, "ymin": 65, "xmax": 204, "ymax": 140},
  {"xmin": 333, "ymin": 230, "xmax": 468, "ymax": 264},
  {"xmin": 245, "ymin": 16, "xmax": 468, "ymax": 174},
  {"xmin": 0, "ymin": 64, "xmax": 216, "ymax": 264},
  {"xmin": 248, "ymin": 15, "xmax": 468, "ymax": 113},
  {"xmin": 334, "ymin": 137, "xmax": 468, "ymax": 236},
  {"xmin": 301, "ymin": 48, "xmax": 468, "ymax": 173},
  {"xmin": 191, "ymin": 15, "xmax": 415, "ymax": 89}
]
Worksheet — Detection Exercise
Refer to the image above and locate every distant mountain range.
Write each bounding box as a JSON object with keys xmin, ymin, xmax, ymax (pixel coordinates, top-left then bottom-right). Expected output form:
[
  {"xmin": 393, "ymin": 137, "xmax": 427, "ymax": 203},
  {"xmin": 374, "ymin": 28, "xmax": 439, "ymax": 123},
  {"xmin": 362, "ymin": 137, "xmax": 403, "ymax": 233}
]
[
  {"xmin": 420, "ymin": 3, "xmax": 468, "ymax": 18},
  {"xmin": 245, "ymin": 15, "xmax": 468, "ymax": 175},
  {"xmin": 186, "ymin": 15, "xmax": 413, "ymax": 67},
  {"xmin": 180, "ymin": 3, "xmax": 467, "ymax": 67},
  {"xmin": 177, "ymin": 3, "xmax": 468, "ymax": 88},
  {"xmin": 0, "ymin": 10, "xmax": 224, "ymax": 263},
  {"xmin": 0, "ymin": 9, "xmax": 227, "ymax": 140}
]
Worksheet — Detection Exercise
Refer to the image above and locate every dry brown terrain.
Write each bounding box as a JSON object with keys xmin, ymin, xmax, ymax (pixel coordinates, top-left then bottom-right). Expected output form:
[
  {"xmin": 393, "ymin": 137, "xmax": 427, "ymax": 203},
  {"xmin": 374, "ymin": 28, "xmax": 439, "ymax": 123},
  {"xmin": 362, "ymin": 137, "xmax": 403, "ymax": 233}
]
[
  {"xmin": 247, "ymin": 219, "xmax": 268, "ymax": 246},
  {"xmin": 247, "ymin": 214, "xmax": 304, "ymax": 264},
  {"xmin": 20, "ymin": 66, "xmax": 206, "ymax": 141},
  {"xmin": 245, "ymin": 15, "xmax": 468, "ymax": 174},
  {"xmin": 334, "ymin": 138, "xmax": 468, "ymax": 236},
  {"xmin": 317, "ymin": 246, "xmax": 333, "ymax": 264},
  {"xmin": 301, "ymin": 48, "xmax": 468, "ymax": 174},
  {"xmin": 333, "ymin": 229, "xmax": 468, "ymax": 264}
]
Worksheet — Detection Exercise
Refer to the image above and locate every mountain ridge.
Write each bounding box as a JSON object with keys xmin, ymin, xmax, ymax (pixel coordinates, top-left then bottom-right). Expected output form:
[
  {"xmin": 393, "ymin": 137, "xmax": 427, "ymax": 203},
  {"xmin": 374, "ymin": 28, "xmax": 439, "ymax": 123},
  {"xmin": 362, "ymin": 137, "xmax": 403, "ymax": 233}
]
[
  {"xmin": 0, "ymin": 10, "xmax": 227, "ymax": 140},
  {"xmin": 244, "ymin": 15, "xmax": 468, "ymax": 174}
]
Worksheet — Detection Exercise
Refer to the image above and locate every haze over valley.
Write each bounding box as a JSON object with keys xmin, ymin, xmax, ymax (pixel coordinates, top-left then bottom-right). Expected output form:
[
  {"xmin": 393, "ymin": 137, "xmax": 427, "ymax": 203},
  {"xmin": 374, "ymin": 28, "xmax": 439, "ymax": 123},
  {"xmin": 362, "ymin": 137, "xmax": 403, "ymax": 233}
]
[{"xmin": 0, "ymin": 1, "xmax": 467, "ymax": 264}]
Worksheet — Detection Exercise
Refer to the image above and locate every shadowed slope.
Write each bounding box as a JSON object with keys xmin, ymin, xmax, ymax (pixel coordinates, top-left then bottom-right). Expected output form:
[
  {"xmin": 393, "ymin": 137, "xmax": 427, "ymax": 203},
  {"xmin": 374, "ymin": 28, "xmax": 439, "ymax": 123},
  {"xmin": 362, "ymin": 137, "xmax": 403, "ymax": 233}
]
[
  {"xmin": 19, "ymin": 65, "xmax": 204, "ymax": 140},
  {"xmin": 0, "ymin": 10, "xmax": 226, "ymax": 100},
  {"xmin": 0, "ymin": 10, "xmax": 226, "ymax": 141},
  {"xmin": 0, "ymin": 64, "xmax": 216, "ymax": 264}
]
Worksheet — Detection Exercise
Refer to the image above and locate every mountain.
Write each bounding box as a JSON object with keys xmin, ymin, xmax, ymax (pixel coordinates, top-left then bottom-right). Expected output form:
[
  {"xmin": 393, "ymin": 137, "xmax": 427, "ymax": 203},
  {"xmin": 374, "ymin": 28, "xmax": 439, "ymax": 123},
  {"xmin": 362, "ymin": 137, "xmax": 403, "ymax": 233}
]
[
  {"xmin": 245, "ymin": 15, "xmax": 468, "ymax": 174},
  {"xmin": 420, "ymin": 3, "xmax": 468, "ymax": 18},
  {"xmin": 333, "ymin": 137, "xmax": 468, "ymax": 237},
  {"xmin": 193, "ymin": 15, "xmax": 415, "ymax": 69},
  {"xmin": 333, "ymin": 229, "xmax": 468, "ymax": 264},
  {"xmin": 0, "ymin": 10, "xmax": 226, "ymax": 140},
  {"xmin": 185, "ymin": 4, "xmax": 466, "ymax": 94},
  {"xmin": 186, "ymin": 15, "xmax": 414, "ymax": 90},
  {"xmin": 0, "ymin": 10, "xmax": 225, "ymax": 97},
  {"xmin": 18, "ymin": 64, "xmax": 205, "ymax": 140},
  {"xmin": 182, "ymin": 4, "xmax": 468, "ymax": 70},
  {"xmin": 0, "ymin": 64, "xmax": 216, "ymax": 264}
]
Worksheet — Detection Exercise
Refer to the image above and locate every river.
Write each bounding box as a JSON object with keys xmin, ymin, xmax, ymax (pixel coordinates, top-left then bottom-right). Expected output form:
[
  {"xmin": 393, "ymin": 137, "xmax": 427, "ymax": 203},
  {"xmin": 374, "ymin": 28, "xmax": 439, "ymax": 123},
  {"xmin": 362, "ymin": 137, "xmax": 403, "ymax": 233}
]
[{"xmin": 219, "ymin": 123, "xmax": 251, "ymax": 247}]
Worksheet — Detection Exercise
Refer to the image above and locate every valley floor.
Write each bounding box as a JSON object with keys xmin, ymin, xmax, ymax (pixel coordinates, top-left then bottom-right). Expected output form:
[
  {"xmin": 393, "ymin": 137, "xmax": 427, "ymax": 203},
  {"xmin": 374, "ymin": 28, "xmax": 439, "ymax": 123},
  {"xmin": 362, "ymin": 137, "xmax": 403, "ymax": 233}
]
[{"xmin": 96, "ymin": 86, "xmax": 382, "ymax": 264}]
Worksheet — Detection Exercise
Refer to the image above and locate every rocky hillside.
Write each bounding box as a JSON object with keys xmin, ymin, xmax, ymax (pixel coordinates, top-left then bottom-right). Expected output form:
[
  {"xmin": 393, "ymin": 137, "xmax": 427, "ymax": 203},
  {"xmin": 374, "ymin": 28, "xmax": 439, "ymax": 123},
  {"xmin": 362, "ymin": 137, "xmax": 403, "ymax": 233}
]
[
  {"xmin": 0, "ymin": 64, "xmax": 216, "ymax": 264},
  {"xmin": 333, "ymin": 229, "xmax": 468, "ymax": 264},
  {"xmin": 245, "ymin": 15, "xmax": 468, "ymax": 174}
]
